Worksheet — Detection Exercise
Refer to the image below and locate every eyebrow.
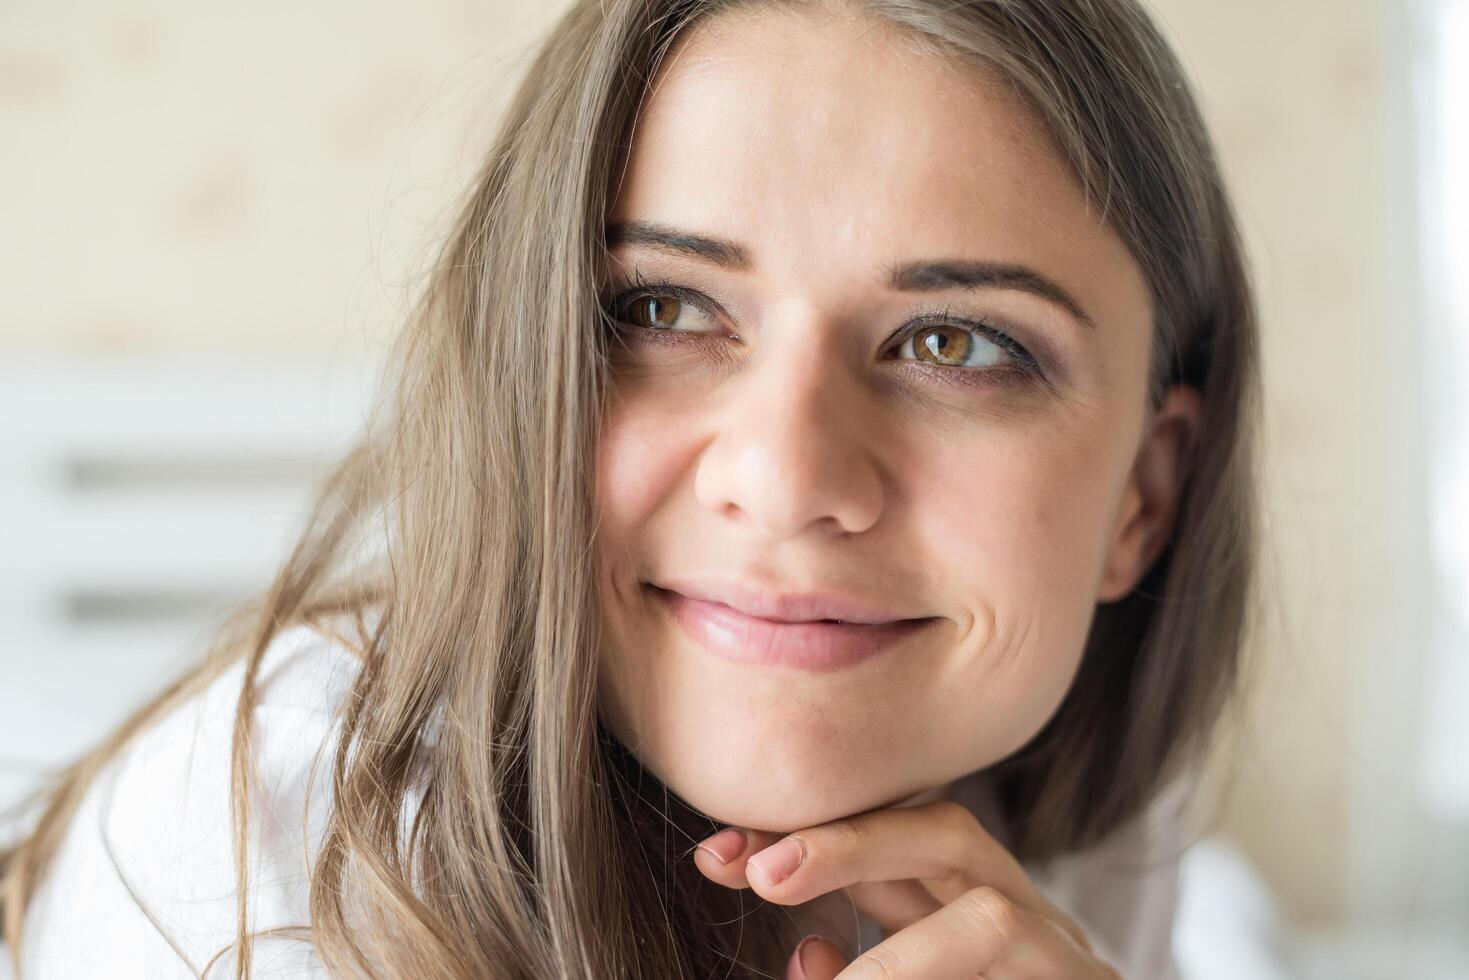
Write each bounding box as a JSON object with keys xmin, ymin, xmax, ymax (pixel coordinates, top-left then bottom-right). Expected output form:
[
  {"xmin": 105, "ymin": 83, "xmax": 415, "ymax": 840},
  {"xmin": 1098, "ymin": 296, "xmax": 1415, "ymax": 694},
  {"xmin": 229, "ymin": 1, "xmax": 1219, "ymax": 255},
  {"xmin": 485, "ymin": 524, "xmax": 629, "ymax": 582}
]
[{"xmin": 603, "ymin": 219, "xmax": 1097, "ymax": 331}]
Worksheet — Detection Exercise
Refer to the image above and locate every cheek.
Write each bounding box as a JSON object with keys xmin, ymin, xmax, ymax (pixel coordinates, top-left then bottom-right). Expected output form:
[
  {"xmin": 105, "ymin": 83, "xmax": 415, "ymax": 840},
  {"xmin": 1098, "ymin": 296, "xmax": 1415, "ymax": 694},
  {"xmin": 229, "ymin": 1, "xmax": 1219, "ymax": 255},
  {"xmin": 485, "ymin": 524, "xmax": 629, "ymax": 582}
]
[
  {"xmin": 595, "ymin": 399, "xmax": 670, "ymax": 528},
  {"xmin": 915, "ymin": 417, "xmax": 1119, "ymax": 725},
  {"xmin": 940, "ymin": 439, "xmax": 1114, "ymax": 602},
  {"xmin": 592, "ymin": 398, "xmax": 691, "ymax": 765}
]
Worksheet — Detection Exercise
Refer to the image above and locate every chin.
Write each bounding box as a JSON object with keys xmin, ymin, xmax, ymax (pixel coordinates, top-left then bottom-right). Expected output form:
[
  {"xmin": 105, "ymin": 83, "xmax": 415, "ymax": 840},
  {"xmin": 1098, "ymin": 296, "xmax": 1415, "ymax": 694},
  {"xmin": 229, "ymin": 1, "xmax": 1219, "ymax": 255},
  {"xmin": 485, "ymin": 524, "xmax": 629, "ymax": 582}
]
[{"xmin": 660, "ymin": 759, "xmax": 900, "ymax": 834}]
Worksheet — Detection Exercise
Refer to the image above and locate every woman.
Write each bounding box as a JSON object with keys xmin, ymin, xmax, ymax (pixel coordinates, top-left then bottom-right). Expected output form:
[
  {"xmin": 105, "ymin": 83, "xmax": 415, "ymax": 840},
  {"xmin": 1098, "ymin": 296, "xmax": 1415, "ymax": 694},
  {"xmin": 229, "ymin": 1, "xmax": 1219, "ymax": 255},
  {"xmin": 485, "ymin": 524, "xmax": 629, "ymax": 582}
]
[{"xmin": 2, "ymin": 0, "xmax": 1259, "ymax": 976}]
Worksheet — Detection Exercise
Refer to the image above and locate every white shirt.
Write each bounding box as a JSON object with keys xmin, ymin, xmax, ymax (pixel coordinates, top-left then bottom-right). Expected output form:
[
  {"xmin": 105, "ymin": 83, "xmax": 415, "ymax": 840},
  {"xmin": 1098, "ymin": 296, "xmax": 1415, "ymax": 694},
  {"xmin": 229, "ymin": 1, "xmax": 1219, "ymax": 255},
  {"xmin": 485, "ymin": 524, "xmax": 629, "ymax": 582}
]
[
  {"xmin": 19, "ymin": 613, "xmax": 1196, "ymax": 978},
  {"xmin": 19, "ymin": 617, "xmax": 358, "ymax": 979}
]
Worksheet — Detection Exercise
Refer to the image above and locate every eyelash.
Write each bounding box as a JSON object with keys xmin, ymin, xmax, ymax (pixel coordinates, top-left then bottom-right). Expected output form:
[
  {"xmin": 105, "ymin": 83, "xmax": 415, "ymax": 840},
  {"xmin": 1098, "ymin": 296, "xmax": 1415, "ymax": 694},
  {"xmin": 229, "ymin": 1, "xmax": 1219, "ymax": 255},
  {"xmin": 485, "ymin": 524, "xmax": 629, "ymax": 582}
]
[{"xmin": 599, "ymin": 270, "xmax": 1045, "ymax": 388}]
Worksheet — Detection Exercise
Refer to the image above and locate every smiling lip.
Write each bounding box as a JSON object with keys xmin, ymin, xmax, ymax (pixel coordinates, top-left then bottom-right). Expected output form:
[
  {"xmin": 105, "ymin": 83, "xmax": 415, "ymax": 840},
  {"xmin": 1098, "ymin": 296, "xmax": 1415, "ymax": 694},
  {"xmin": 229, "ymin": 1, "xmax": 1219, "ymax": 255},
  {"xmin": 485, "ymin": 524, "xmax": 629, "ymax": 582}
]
[
  {"xmin": 650, "ymin": 575, "xmax": 920, "ymax": 624},
  {"xmin": 646, "ymin": 583, "xmax": 938, "ymax": 673}
]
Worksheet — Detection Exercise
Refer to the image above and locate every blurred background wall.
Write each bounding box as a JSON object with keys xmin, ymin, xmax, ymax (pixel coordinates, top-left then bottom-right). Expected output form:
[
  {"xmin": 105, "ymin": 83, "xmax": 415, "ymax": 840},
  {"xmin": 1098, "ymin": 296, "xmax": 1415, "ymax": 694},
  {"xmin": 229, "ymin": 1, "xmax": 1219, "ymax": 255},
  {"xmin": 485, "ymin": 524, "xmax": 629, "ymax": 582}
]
[{"xmin": 2, "ymin": 1, "xmax": 1464, "ymax": 977}]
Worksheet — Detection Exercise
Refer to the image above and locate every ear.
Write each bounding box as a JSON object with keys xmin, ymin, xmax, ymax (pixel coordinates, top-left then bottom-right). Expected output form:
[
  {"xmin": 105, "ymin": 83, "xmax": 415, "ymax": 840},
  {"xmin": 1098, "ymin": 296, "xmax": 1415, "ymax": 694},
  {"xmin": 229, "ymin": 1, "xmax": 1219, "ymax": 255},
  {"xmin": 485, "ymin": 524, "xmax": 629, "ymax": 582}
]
[{"xmin": 1096, "ymin": 384, "xmax": 1204, "ymax": 604}]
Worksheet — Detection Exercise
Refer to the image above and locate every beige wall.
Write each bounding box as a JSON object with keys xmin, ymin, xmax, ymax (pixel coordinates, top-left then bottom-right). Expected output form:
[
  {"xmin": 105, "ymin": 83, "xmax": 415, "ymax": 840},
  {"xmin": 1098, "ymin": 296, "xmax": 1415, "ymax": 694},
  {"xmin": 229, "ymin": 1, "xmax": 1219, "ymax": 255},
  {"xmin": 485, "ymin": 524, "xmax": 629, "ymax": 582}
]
[
  {"xmin": 1147, "ymin": 0, "xmax": 1423, "ymax": 928},
  {"xmin": 0, "ymin": 1, "xmax": 564, "ymax": 353},
  {"xmin": 2, "ymin": 0, "xmax": 1428, "ymax": 930}
]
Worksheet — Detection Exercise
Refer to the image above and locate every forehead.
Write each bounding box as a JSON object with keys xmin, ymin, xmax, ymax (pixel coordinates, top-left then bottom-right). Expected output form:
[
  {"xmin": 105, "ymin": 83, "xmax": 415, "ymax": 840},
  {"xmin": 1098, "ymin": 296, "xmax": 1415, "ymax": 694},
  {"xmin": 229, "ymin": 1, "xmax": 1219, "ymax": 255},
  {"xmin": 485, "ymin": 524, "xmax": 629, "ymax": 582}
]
[{"xmin": 608, "ymin": 4, "xmax": 1149, "ymax": 330}]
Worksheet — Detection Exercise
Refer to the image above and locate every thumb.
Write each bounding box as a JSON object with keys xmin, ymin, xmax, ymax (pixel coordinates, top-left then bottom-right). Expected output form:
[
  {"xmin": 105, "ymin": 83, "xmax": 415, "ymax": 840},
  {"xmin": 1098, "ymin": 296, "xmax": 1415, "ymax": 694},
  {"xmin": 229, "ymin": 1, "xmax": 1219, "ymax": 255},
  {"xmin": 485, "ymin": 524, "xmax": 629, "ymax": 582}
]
[{"xmin": 786, "ymin": 934, "xmax": 850, "ymax": 980}]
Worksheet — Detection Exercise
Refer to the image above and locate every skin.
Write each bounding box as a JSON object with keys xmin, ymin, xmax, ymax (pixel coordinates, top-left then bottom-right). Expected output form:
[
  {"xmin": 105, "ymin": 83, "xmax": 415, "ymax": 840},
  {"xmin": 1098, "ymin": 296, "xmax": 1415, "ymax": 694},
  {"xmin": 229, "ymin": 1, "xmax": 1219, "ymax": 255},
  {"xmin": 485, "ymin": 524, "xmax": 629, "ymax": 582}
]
[
  {"xmin": 690, "ymin": 801, "xmax": 1121, "ymax": 978},
  {"xmin": 592, "ymin": 4, "xmax": 1199, "ymax": 973}
]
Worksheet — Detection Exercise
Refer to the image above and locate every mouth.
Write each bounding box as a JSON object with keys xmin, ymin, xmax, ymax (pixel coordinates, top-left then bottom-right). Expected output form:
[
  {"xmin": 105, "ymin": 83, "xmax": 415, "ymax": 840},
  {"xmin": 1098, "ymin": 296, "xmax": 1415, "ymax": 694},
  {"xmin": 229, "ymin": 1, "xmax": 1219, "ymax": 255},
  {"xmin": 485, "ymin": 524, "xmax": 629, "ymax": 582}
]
[
  {"xmin": 643, "ymin": 575, "xmax": 930, "ymax": 625},
  {"xmin": 643, "ymin": 583, "xmax": 939, "ymax": 673}
]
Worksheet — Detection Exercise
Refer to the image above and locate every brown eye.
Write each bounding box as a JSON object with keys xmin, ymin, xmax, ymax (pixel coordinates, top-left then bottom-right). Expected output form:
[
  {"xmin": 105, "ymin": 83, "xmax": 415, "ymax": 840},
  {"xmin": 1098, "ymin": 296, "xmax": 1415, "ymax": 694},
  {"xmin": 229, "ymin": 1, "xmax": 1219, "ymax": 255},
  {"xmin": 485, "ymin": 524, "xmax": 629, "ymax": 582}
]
[
  {"xmin": 901, "ymin": 323, "xmax": 1012, "ymax": 370},
  {"xmin": 609, "ymin": 286, "xmax": 722, "ymax": 335},
  {"xmin": 628, "ymin": 295, "xmax": 683, "ymax": 329}
]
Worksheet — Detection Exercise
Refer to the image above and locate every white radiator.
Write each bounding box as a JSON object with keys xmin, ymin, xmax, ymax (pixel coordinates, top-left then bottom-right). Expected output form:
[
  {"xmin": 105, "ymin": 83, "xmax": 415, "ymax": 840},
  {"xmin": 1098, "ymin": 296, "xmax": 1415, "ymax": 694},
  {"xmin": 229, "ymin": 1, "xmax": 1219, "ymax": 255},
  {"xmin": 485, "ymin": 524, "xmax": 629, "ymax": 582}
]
[{"xmin": 0, "ymin": 352, "xmax": 379, "ymax": 823}]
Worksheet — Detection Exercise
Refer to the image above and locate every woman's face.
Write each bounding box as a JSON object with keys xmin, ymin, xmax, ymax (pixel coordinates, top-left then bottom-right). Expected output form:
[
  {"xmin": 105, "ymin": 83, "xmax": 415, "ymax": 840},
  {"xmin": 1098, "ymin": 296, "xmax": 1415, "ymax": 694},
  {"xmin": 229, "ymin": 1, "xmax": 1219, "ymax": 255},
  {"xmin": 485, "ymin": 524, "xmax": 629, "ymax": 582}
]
[{"xmin": 594, "ymin": 5, "xmax": 1197, "ymax": 834}]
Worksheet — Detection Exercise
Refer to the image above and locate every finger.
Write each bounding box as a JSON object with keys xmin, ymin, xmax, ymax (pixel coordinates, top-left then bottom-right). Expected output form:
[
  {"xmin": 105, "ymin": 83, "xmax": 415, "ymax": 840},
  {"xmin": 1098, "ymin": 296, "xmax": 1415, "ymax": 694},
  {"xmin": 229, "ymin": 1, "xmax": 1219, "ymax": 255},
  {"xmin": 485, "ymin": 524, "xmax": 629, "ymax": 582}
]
[
  {"xmin": 787, "ymin": 934, "xmax": 849, "ymax": 980},
  {"xmin": 738, "ymin": 801, "xmax": 1049, "ymax": 914},
  {"xmin": 834, "ymin": 885, "xmax": 1103, "ymax": 980},
  {"xmin": 691, "ymin": 828, "xmax": 942, "ymax": 933},
  {"xmin": 845, "ymin": 879, "xmax": 943, "ymax": 935},
  {"xmin": 688, "ymin": 825, "xmax": 939, "ymax": 937},
  {"xmin": 691, "ymin": 825, "xmax": 786, "ymax": 889}
]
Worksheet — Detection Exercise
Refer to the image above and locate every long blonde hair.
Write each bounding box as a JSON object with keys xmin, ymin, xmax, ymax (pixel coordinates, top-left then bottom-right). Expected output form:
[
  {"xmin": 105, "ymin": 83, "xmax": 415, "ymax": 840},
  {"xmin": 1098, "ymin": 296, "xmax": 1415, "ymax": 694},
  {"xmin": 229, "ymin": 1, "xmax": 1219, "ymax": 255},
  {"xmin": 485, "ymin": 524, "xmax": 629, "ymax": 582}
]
[{"xmin": 3, "ymin": 0, "xmax": 1260, "ymax": 975}]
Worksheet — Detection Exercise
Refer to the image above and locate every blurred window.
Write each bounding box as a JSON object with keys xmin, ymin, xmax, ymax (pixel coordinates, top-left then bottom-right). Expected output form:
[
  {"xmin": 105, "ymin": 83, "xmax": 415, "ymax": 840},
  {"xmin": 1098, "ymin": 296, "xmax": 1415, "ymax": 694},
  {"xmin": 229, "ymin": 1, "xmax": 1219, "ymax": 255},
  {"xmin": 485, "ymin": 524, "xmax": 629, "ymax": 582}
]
[{"xmin": 1417, "ymin": 0, "xmax": 1469, "ymax": 819}]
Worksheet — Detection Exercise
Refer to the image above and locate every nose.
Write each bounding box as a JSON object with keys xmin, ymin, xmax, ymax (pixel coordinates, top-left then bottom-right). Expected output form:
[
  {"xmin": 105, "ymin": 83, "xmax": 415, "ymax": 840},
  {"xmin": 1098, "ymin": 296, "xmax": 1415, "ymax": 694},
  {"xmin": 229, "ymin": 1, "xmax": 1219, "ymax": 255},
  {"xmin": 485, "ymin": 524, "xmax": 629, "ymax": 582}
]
[{"xmin": 692, "ymin": 311, "xmax": 886, "ymax": 540}]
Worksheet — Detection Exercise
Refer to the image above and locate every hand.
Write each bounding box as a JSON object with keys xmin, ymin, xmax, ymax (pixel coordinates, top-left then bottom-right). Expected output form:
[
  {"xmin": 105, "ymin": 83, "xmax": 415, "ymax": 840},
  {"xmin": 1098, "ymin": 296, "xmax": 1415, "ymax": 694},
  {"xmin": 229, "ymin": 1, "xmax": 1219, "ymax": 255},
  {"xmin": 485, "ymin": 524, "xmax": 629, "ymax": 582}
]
[{"xmin": 691, "ymin": 799, "xmax": 1123, "ymax": 979}]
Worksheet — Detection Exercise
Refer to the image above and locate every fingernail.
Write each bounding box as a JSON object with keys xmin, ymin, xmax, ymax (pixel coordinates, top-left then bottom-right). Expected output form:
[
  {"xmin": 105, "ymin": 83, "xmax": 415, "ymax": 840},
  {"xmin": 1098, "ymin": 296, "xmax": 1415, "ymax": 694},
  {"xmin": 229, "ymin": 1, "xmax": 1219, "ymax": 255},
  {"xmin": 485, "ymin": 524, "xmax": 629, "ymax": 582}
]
[
  {"xmin": 695, "ymin": 827, "xmax": 747, "ymax": 865},
  {"xmin": 793, "ymin": 933, "xmax": 827, "ymax": 980},
  {"xmin": 748, "ymin": 836, "xmax": 805, "ymax": 886}
]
